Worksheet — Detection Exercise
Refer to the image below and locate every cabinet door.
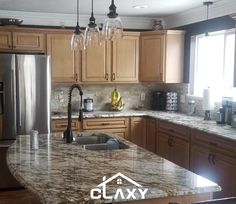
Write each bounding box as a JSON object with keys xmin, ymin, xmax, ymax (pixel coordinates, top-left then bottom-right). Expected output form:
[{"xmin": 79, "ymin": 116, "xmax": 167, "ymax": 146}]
[
  {"xmin": 190, "ymin": 145, "xmax": 215, "ymax": 182},
  {"xmin": 140, "ymin": 35, "xmax": 165, "ymax": 82},
  {"xmin": 12, "ymin": 32, "xmax": 45, "ymax": 52},
  {"xmin": 47, "ymin": 34, "xmax": 78, "ymax": 83},
  {"xmin": 112, "ymin": 35, "xmax": 139, "ymax": 82},
  {"xmin": 171, "ymin": 137, "xmax": 190, "ymax": 169},
  {"xmin": 0, "ymin": 31, "xmax": 12, "ymax": 50},
  {"xmin": 130, "ymin": 117, "xmax": 146, "ymax": 148},
  {"xmin": 81, "ymin": 41, "xmax": 110, "ymax": 82},
  {"xmin": 157, "ymin": 132, "xmax": 170, "ymax": 160},
  {"xmin": 212, "ymin": 152, "xmax": 236, "ymax": 198},
  {"xmin": 146, "ymin": 118, "xmax": 156, "ymax": 153}
]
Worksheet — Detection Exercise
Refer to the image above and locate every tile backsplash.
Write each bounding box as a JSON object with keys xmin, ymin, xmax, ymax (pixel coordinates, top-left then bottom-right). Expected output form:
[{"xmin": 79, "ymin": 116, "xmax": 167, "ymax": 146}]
[
  {"xmin": 51, "ymin": 83, "xmax": 236, "ymax": 120},
  {"xmin": 51, "ymin": 83, "xmax": 189, "ymax": 113}
]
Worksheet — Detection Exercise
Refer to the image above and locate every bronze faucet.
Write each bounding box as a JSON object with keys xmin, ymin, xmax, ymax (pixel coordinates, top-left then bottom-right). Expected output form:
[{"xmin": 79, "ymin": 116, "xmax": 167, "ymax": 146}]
[{"xmin": 63, "ymin": 84, "xmax": 83, "ymax": 143}]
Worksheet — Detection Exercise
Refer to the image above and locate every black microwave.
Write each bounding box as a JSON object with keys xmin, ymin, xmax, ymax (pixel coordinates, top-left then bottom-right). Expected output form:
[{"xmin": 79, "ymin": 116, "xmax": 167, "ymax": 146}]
[{"xmin": 152, "ymin": 91, "xmax": 166, "ymax": 110}]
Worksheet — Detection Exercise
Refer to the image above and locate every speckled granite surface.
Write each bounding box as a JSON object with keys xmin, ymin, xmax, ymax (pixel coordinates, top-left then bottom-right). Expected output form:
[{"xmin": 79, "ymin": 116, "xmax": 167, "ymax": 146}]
[
  {"xmin": 52, "ymin": 110, "xmax": 236, "ymax": 142},
  {"xmin": 7, "ymin": 133, "xmax": 220, "ymax": 204}
]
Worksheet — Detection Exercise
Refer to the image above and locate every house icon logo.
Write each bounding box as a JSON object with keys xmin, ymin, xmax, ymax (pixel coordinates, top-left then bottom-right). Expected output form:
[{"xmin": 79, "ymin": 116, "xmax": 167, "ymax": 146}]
[{"xmin": 90, "ymin": 172, "xmax": 148, "ymax": 201}]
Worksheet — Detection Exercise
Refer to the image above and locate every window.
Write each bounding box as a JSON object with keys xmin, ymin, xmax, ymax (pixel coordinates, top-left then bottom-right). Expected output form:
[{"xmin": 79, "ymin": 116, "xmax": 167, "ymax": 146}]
[{"xmin": 189, "ymin": 29, "xmax": 235, "ymax": 101}]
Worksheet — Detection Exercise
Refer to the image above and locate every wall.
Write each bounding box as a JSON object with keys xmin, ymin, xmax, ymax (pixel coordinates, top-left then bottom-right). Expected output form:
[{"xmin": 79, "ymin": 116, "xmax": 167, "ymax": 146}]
[{"xmin": 51, "ymin": 83, "xmax": 188, "ymax": 113}]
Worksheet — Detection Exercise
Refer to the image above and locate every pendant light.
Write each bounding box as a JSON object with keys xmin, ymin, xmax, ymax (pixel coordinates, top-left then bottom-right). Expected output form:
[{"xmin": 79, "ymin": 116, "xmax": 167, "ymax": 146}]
[
  {"xmin": 203, "ymin": 1, "xmax": 213, "ymax": 36},
  {"xmin": 71, "ymin": 0, "xmax": 85, "ymax": 50},
  {"xmin": 102, "ymin": 0, "xmax": 123, "ymax": 41},
  {"xmin": 84, "ymin": 0, "xmax": 101, "ymax": 47}
]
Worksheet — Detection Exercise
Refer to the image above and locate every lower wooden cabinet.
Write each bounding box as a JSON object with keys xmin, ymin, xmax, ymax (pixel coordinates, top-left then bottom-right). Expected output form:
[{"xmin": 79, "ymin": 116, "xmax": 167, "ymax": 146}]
[
  {"xmin": 146, "ymin": 118, "xmax": 156, "ymax": 153},
  {"xmin": 130, "ymin": 117, "xmax": 146, "ymax": 148},
  {"xmin": 190, "ymin": 130, "xmax": 236, "ymax": 199},
  {"xmin": 157, "ymin": 120, "xmax": 190, "ymax": 169},
  {"xmin": 83, "ymin": 117, "xmax": 129, "ymax": 139},
  {"xmin": 52, "ymin": 119, "xmax": 81, "ymax": 133}
]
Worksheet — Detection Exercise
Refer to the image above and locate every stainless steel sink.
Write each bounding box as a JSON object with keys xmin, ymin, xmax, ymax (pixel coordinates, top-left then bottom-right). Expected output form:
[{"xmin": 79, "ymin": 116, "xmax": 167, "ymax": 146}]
[{"xmin": 76, "ymin": 133, "xmax": 129, "ymax": 150}]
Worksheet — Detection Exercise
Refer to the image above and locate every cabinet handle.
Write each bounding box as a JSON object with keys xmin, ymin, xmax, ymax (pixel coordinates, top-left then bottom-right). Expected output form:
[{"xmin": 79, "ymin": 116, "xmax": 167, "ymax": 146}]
[
  {"xmin": 212, "ymin": 154, "xmax": 216, "ymax": 165},
  {"xmin": 208, "ymin": 153, "xmax": 211, "ymax": 164},
  {"xmin": 13, "ymin": 45, "xmax": 16, "ymax": 49},
  {"xmin": 105, "ymin": 73, "xmax": 109, "ymax": 80},
  {"xmin": 209, "ymin": 142, "xmax": 218, "ymax": 146},
  {"xmin": 112, "ymin": 73, "xmax": 115, "ymax": 81},
  {"xmin": 168, "ymin": 137, "xmax": 173, "ymax": 147},
  {"xmin": 75, "ymin": 73, "xmax": 78, "ymax": 81},
  {"xmin": 169, "ymin": 202, "xmax": 180, "ymax": 204},
  {"xmin": 160, "ymin": 72, "xmax": 163, "ymax": 80},
  {"xmin": 101, "ymin": 123, "xmax": 110, "ymax": 126}
]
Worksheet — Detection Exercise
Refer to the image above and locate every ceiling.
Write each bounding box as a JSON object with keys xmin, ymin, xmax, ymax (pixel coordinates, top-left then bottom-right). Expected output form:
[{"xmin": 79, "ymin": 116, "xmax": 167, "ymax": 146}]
[{"xmin": 0, "ymin": 0, "xmax": 219, "ymax": 17}]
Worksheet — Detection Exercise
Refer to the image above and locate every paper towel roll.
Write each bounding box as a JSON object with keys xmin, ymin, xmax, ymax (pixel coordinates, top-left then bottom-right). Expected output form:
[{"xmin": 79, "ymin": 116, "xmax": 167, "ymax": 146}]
[{"xmin": 203, "ymin": 87, "xmax": 212, "ymax": 110}]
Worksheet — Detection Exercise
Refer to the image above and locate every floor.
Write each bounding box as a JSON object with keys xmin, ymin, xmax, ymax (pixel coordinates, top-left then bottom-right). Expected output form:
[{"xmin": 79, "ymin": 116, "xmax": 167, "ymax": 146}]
[{"xmin": 0, "ymin": 189, "xmax": 42, "ymax": 204}]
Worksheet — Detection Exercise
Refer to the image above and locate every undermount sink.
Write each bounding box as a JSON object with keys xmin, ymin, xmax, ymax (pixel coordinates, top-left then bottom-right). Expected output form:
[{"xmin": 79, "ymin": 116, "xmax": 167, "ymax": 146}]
[{"xmin": 76, "ymin": 133, "xmax": 129, "ymax": 151}]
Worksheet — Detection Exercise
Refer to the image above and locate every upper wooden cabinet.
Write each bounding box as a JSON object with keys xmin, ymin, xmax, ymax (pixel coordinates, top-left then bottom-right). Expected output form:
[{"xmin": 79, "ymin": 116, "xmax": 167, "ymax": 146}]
[
  {"xmin": 47, "ymin": 33, "xmax": 80, "ymax": 83},
  {"xmin": 81, "ymin": 32, "xmax": 139, "ymax": 83},
  {"xmin": 81, "ymin": 41, "xmax": 110, "ymax": 82},
  {"xmin": 0, "ymin": 30, "xmax": 45, "ymax": 53},
  {"xmin": 140, "ymin": 30, "xmax": 185, "ymax": 83},
  {"xmin": 112, "ymin": 34, "xmax": 139, "ymax": 82}
]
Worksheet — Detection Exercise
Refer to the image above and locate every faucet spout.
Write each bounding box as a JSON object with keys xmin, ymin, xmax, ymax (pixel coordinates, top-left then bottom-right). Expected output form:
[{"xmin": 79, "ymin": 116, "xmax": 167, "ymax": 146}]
[{"xmin": 63, "ymin": 84, "xmax": 83, "ymax": 143}]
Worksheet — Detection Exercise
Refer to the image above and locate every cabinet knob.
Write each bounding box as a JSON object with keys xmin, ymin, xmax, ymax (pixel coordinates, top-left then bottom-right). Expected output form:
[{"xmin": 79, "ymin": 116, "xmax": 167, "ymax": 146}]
[
  {"xmin": 75, "ymin": 73, "xmax": 78, "ymax": 81},
  {"xmin": 105, "ymin": 73, "xmax": 109, "ymax": 80},
  {"xmin": 112, "ymin": 73, "xmax": 115, "ymax": 80}
]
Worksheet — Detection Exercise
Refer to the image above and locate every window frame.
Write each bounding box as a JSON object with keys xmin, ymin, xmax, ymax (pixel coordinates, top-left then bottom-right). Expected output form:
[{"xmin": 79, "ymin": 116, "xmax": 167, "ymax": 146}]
[{"xmin": 189, "ymin": 28, "xmax": 235, "ymax": 99}]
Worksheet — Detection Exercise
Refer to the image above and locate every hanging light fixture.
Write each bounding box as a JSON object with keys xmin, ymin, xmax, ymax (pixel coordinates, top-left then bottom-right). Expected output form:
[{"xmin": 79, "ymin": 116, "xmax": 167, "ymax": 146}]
[
  {"xmin": 71, "ymin": 0, "xmax": 85, "ymax": 50},
  {"xmin": 102, "ymin": 0, "xmax": 123, "ymax": 41},
  {"xmin": 84, "ymin": 0, "xmax": 101, "ymax": 47},
  {"xmin": 203, "ymin": 1, "xmax": 213, "ymax": 36}
]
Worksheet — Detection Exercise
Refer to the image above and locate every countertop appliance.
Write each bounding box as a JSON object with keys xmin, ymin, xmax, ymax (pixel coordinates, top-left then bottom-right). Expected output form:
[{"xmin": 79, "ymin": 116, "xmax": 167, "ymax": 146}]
[
  {"xmin": 84, "ymin": 98, "xmax": 93, "ymax": 112},
  {"xmin": 0, "ymin": 54, "xmax": 51, "ymax": 189},
  {"xmin": 152, "ymin": 91, "xmax": 166, "ymax": 110}
]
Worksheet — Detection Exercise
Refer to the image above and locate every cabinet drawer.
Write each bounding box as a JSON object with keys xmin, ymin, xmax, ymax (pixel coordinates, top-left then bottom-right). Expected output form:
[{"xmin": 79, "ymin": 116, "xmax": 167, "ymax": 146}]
[
  {"xmin": 52, "ymin": 119, "xmax": 81, "ymax": 132},
  {"xmin": 83, "ymin": 117, "xmax": 129, "ymax": 130},
  {"xmin": 158, "ymin": 120, "xmax": 190, "ymax": 141},
  {"xmin": 191, "ymin": 129, "xmax": 236, "ymax": 155}
]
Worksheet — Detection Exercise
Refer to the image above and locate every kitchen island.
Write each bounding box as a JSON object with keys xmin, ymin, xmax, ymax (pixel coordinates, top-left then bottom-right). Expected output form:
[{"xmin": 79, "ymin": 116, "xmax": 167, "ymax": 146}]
[{"xmin": 7, "ymin": 133, "xmax": 220, "ymax": 204}]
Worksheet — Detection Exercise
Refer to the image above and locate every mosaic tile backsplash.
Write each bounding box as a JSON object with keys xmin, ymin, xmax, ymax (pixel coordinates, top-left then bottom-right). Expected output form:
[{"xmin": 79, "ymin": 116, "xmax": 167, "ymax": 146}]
[
  {"xmin": 51, "ymin": 83, "xmax": 236, "ymax": 120},
  {"xmin": 51, "ymin": 83, "xmax": 188, "ymax": 113}
]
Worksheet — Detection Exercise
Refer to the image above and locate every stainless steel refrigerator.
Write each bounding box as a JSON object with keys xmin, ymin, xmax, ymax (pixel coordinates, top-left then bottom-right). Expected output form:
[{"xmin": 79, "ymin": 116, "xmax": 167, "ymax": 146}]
[{"xmin": 0, "ymin": 54, "xmax": 51, "ymax": 189}]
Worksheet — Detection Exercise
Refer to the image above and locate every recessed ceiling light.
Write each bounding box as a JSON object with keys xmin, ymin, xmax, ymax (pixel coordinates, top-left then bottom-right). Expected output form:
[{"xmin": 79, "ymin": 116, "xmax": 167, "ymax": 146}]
[{"xmin": 133, "ymin": 5, "xmax": 148, "ymax": 9}]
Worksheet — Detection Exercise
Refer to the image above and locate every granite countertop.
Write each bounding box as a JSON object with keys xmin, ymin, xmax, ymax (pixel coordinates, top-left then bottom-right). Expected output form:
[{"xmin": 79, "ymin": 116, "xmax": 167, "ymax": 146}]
[
  {"xmin": 52, "ymin": 110, "xmax": 236, "ymax": 142},
  {"xmin": 7, "ymin": 132, "xmax": 220, "ymax": 204}
]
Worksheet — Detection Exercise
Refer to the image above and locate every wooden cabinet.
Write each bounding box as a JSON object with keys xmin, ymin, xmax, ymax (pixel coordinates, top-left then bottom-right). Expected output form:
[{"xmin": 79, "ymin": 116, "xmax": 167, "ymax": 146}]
[
  {"xmin": 81, "ymin": 32, "xmax": 139, "ymax": 83},
  {"xmin": 140, "ymin": 30, "xmax": 185, "ymax": 83},
  {"xmin": 157, "ymin": 120, "xmax": 190, "ymax": 169},
  {"xmin": 81, "ymin": 41, "xmax": 110, "ymax": 82},
  {"xmin": 112, "ymin": 34, "xmax": 139, "ymax": 82},
  {"xmin": 83, "ymin": 117, "xmax": 129, "ymax": 139},
  {"xmin": 130, "ymin": 117, "xmax": 146, "ymax": 148},
  {"xmin": 146, "ymin": 118, "xmax": 156, "ymax": 153},
  {"xmin": 47, "ymin": 33, "xmax": 80, "ymax": 83},
  {"xmin": 0, "ymin": 30, "xmax": 45, "ymax": 52},
  {"xmin": 190, "ymin": 130, "xmax": 236, "ymax": 198},
  {"xmin": 52, "ymin": 119, "xmax": 81, "ymax": 133}
]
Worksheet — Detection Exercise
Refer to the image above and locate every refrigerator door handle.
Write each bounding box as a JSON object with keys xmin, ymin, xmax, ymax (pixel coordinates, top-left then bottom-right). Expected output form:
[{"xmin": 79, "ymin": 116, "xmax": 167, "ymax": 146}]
[{"xmin": 15, "ymin": 62, "xmax": 21, "ymax": 129}]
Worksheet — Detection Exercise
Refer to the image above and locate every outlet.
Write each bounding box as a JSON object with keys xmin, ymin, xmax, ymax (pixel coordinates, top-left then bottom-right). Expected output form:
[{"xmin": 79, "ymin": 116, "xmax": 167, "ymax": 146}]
[
  {"xmin": 180, "ymin": 94, "xmax": 185, "ymax": 104},
  {"xmin": 140, "ymin": 92, "xmax": 146, "ymax": 101},
  {"xmin": 58, "ymin": 91, "xmax": 64, "ymax": 102}
]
